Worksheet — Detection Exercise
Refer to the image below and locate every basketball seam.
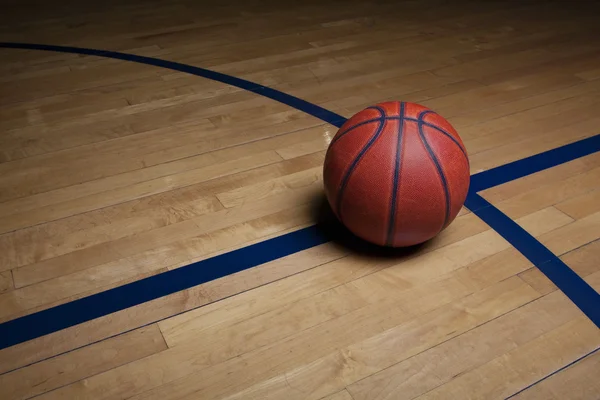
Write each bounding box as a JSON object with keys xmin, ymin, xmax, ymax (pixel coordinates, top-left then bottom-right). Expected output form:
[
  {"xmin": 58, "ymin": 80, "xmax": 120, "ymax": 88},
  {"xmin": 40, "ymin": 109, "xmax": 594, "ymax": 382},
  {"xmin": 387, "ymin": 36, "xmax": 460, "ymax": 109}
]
[
  {"xmin": 330, "ymin": 106, "xmax": 385, "ymax": 147},
  {"xmin": 335, "ymin": 106, "xmax": 387, "ymax": 223},
  {"xmin": 329, "ymin": 114, "xmax": 469, "ymax": 164},
  {"xmin": 386, "ymin": 102, "xmax": 405, "ymax": 246},
  {"xmin": 329, "ymin": 106, "xmax": 382, "ymax": 146},
  {"xmin": 417, "ymin": 110, "xmax": 451, "ymax": 230},
  {"xmin": 421, "ymin": 121, "xmax": 469, "ymax": 165},
  {"xmin": 417, "ymin": 111, "xmax": 470, "ymax": 168}
]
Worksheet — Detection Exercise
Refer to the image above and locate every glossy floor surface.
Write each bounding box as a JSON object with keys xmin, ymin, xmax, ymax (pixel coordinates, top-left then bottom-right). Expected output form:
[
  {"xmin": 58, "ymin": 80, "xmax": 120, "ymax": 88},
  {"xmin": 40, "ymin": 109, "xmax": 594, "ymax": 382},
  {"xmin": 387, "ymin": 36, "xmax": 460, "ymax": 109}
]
[{"xmin": 1, "ymin": 0, "xmax": 599, "ymax": 399}]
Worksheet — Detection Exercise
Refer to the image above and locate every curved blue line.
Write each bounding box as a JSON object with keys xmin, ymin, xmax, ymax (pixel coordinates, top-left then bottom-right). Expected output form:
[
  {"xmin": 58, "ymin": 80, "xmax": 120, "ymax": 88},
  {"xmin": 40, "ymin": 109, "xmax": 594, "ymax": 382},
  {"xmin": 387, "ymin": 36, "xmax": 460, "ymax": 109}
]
[
  {"xmin": 1, "ymin": 42, "xmax": 599, "ymax": 355},
  {"xmin": 465, "ymin": 192, "xmax": 600, "ymax": 329},
  {"xmin": 0, "ymin": 42, "xmax": 347, "ymax": 128}
]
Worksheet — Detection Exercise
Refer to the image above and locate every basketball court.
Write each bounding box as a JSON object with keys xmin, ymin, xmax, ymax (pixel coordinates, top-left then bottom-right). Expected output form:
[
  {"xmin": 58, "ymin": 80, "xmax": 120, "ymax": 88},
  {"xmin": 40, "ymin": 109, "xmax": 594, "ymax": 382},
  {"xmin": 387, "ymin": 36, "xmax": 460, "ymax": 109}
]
[{"xmin": 1, "ymin": 0, "xmax": 599, "ymax": 399}]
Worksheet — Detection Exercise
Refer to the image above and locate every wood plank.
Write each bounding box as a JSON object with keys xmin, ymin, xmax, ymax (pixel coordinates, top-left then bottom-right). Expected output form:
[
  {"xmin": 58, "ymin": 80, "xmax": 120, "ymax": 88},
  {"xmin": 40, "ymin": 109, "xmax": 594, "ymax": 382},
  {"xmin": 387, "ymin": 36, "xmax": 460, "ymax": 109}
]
[
  {"xmin": 0, "ymin": 148, "xmax": 494, "ymax": 319},
  {"xmin": 216, "ymin": 166, "xmax": 322, "ymax": 208},
  {"xmin": 0, "ymin": 188, "xmax": 565, "ymax": 343},
  {"xmin": 1, "ymin": 192, "xmax": 223, "ymax": 272},
  {"xmin": 6, "ymin": 210, "xmax": 477, "ymax": 373},
  {"xmin": 541, "ymin": 211, "xmax": 600, "ymax": 256},
  {"xmin": 577, "ymin": 67, "xmax": 600, "ymax": 81},
  {"xmin": 365, "ymin": 207, "xmax": 571, "ymax": 300},
  {"xmin": 0, "ymin": 138, "xmax": 320, "ymax": 234},
  {"xmin": 461, "ymin": 95, "xmax": 600, "ymax": 155},
  {"xmin": 0, "ymin": 271, "xmax": 13, "ymax": 294},
  {"xmin": 428, "ymin": 73, "xmax": 587, "ymax": 122},
  {"xmin": 160, "ymin": 283, "xmax": 370, "ymax": 371},
  {"xmin": 158, "ymin": 212, "xmax": 488, "ymax": 346},
  {"xmin": 214, "ymin": 213, "xmax": 580, "ymax": 400},
  {"xmin": 414, "ymin": 316, "xmax": 600, "ymax": 399},
  {"xmin": 0, "ymin": 324, "xmax": 167, "ymax": 400},
  {"xmin": 0, "ymin": 202, "xmax": 316, "ymax": 322},
  {"xmin": 0, "ymin": 241, "xmax": 346, "ymax": 374},
  {"xmin": 320, "ymin": 389, "xmax": 355, "ymax": 400},
  {"xmin": 32, "ymin": 206, "xmax": 565, "ymax": 400},
  {"xmin": 431, "ymin": 37, "xmax": 599, "ymax": 81},
  {"xmin": 510, "ymin": 351, "xmax": 600, "ymax": 400},
  {"xmin": 494, "ymin": 166, "xmax": 600, "ymax": 220},
  {"xmin": 459, "ymin": 80, "xmax": 600, "ymax": 137},
  {"xmin": 347, "ymin": 288, "xmax": 583, "ymax": 400},
  {"xmin": 449, "ymin": 77, "xmax": 600, "ymax": 130},
  {"xmin": 1, "ymin": 2, "xmax": 599, "ymax": 400},
  {"xmin": 0, "ymin": 102, "xmax": 323, "ymax": 200},
  {"xmin": 0, "ymin": 95, "xmax": 130, "ymax": 132},
  {"xmin": 0, "ymin": 150, "xmax": 283, "ymax": 237},
  {"xmin": 555, "ymin": 188, "xmax": 600, "ymax": 220},
  {"xmin": 481, "ymin": 153, "xmax": 600, "ymax": 204},
  {"xmin": 468, "ymin": 117, "xmax": 600, "ymax": 173},
  {"xmin": 1, "ymin": 62, "xmax": 163, "ymax": 105},
  {"xmin": 0, "ymin": 79, "xmax": 233, "ymax": 149},
  {"xmin": 35, "ymin": 276, "xmax": 538, "ymax": 400},
  {"xmin": 176, "ymin": 278, "xmax": 539, "ymax": 400},
  {"xmin": 7, "ymin": 170, "xmax": 321, "ymax": 285},
  {"xmin": 519, "ymin": 239, "xmax": 600, "ymax": 296},
  {"xmin": 139, "ymin": 207, "xmax": 560, "ymax": 348}
]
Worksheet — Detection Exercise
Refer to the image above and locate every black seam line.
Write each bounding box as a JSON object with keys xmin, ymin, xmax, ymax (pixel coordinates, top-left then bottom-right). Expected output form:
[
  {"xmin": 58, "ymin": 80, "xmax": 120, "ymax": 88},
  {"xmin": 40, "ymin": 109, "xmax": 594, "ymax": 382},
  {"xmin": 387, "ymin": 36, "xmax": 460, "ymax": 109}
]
[
  {"xmin": 417, "ymin": 110, "xmax": 451, "ymax": 229},
  {"xmin": 329, "ymin": 107, "xmax": 382, "ymax": 146},
  {"xmin": 330, "ymin": 115, "xmax": 468, "ymax": 162},
  {"xmin": 386, "ymin": 102, "xmax": 405, "ymax": 246},
  {"xmin": 335, "ymin": 106, "xmax": 387, "ymax": 222}
]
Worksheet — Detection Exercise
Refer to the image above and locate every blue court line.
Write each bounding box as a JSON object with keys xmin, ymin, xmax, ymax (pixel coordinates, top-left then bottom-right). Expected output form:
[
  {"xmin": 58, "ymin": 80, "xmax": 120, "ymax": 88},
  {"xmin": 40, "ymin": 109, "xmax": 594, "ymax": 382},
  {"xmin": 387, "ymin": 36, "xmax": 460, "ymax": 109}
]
[
  {"xmin": 465, "ymin": 193, "xmax": 600, "ymax": 328},
  {"xmin": 0, "ymin": 135, "xmax": 596, "ymax": 350},
  {"xmin": 0, "ymin": 42, "xmax": 346, "ymax": 128},
  {"xmin": 470, "ymin": 134, "xmax": 600, "ymax": 192},
  {"xmin": 0, "ymin": 42, "xmax": 598, "ymax": 351},
  {"xmin": 0, "ymin": 226, "xmax": 330, "ymax": 350}
]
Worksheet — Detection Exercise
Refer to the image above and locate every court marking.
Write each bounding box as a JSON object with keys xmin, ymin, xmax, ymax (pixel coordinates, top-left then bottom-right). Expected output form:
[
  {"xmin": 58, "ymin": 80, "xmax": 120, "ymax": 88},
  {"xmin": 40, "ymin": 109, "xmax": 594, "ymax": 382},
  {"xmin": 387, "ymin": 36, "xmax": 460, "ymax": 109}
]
[
  {"xmin": 469, "ymin": 134, "xmax": 600, "ymax": 192},
  {"xmin": 466, "ymin": 193, "xmax": 600, "ymax": 327},
  {"xmin": 0, "ymin": 43, "xmax": 598, "ymax": 352},
  {"xmin": 0, "ymin": 42, "xmax": 346, "ymax": 128}
]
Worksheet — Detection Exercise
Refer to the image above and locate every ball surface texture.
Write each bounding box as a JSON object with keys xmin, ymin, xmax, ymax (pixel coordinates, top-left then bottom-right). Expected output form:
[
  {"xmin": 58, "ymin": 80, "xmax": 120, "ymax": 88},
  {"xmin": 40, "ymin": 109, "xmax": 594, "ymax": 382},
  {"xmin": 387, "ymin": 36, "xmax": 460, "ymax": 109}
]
[{"xmin": 323, "ymin": 101, "xmax": 470, "ymax": 247}]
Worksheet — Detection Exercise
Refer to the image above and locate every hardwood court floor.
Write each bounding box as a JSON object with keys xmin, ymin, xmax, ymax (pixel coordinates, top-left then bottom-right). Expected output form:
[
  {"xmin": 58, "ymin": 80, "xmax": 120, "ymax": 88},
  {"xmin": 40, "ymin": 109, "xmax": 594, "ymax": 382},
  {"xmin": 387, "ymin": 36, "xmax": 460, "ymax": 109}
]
[{"xmin": 0, "ymin": 0, "xmax": 599, "ymax": 398}]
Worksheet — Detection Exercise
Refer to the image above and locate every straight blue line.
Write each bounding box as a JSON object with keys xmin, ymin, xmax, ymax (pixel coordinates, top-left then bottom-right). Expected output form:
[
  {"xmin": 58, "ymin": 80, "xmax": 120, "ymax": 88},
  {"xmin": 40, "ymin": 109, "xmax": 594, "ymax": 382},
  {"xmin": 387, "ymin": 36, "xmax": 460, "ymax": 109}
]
[
  {"xmin": 0, "ymin": 42, "xmax": 599, "ymax": 353},
  {"xmin": 465, "ymin": 192, "xmax": 600, "ymax": 328},
  {"xmin": 0, "ymin": 42, "xmax": 347, "ymax": 128},
  {"xmin": 0, "ymin": 226, "xmax": 330, "ymax": 350},
  {"xmin": 0, "ymin": 135, "xmax": 596, "ymax": 350}
]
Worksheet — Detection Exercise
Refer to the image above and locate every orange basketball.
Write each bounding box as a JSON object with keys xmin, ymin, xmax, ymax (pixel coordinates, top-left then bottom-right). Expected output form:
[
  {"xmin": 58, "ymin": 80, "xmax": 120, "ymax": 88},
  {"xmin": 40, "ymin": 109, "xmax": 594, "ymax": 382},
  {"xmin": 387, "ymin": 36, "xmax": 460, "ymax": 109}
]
[{"xmin": 323, "ymin": 101, "xmax": 470, "ymax": 247}]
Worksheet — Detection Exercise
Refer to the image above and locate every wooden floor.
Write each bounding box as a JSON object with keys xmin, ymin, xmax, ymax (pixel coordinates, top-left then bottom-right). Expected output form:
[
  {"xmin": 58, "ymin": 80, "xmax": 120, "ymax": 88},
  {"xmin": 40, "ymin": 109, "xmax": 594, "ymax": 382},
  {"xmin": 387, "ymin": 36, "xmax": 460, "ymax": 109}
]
[{"xmin": 1, "ymin": 0, "xmax": 600, "ymax": 398}]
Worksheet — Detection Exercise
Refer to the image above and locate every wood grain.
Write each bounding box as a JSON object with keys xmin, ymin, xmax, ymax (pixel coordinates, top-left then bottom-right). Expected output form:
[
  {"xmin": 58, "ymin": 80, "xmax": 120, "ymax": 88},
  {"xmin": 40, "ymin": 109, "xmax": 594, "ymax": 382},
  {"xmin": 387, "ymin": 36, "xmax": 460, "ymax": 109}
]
[
  {"xmin": 510, "ymin": 351, "xmax": 600, "ymax": 400},
  {"xmin": 1, "ymin": 0, "xmax": 599, "ymax": 399},
  {"xmin": 0, "ymin": 324, "xmax": 167, "ymax": 400}
]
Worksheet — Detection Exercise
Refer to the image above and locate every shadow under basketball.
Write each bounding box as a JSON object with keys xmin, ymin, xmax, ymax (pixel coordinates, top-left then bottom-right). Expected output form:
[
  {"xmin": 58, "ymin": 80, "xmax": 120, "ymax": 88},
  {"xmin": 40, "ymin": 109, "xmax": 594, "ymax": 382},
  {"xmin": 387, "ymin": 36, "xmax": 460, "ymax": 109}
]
[{"xmin": 309, "ymin": 192, "xmax": 429, "ymax": 260}]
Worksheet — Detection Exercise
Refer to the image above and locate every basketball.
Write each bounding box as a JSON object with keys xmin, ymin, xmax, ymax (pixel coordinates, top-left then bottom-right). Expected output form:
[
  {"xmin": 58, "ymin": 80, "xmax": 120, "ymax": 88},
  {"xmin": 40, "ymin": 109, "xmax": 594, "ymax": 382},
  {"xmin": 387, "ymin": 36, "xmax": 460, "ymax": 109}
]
[{"xmin": 323, "ymin": 101, "xmax": 470, "ymax": 247}]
